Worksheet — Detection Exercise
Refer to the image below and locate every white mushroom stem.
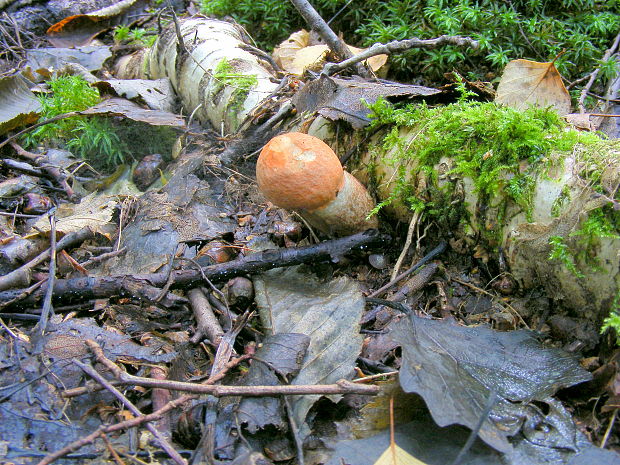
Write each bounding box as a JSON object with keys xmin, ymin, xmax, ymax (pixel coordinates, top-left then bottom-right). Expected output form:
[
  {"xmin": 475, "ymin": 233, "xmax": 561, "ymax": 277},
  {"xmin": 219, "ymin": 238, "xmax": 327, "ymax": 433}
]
[{"xmin": 301, "ymin": 172, "xmax": 378, "ymax": 236}]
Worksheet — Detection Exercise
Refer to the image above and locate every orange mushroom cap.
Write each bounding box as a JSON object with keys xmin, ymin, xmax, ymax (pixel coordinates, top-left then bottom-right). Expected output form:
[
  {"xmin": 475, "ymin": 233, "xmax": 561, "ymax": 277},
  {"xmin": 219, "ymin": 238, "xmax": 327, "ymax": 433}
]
[{"xmin": 256, "ymin": 132, "xmax": 344, "ymax": 210}]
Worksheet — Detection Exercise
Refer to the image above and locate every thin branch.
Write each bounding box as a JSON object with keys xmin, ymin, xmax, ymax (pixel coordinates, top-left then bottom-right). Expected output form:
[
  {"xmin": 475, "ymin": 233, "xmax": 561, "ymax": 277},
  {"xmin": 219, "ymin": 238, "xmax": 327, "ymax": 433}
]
[
  {"xmin": 289, "ymin": 0, "xmax": 369, "ymax": 77},
  {"xmin": 73, "ymin": 360, "xmax": 186, "ymax": 465},
  {"xmin": 368, "ymin": 241, "xmax": 446, "ymax": 298},
  {"xmin": 323, "ymin": 35, "xmax": 479, "ymax": 76},
  {"xmin": 578, "ymin": 31, "xmax": 620, "ymax": 113}
]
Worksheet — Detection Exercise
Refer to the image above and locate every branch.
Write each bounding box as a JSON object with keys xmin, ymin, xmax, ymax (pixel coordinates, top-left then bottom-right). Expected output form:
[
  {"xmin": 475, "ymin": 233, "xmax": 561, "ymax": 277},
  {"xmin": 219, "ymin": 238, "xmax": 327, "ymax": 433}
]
[
  {"xmin": 578, "ymin": 31, "xmax": 620, "ymax": 113},
  {"xmin": 323, "ymin": 35, "xmax": 479, "ymax": 76},
  {"xmin": 0, "ymin": 229, "xmax": 389, "ymax": 309},
  {"xmin": 288, "ymin": 0, "xmax": 369, "ymax": 77}
]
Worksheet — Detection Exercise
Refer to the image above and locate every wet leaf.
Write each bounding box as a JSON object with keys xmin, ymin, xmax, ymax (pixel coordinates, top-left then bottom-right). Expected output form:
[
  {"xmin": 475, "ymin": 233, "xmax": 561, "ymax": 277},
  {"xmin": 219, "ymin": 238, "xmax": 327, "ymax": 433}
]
[
  {"xmin": 495, "ymin": 59, "xmax": 571, "ymax": 115},
  {"xmin": 293, "ymin": 74, "xmax": 440, "ymax": 128},
  {"xmin": 392, "ymin": 315, "xmax": 592, "ymax": 452},
  {"xmin": 46, "ymin": 0, "xmax": 148, "ymax": 47},
  {"xmin": 26, "ymin": 46, "xmax": 112, "ymax": 77}
]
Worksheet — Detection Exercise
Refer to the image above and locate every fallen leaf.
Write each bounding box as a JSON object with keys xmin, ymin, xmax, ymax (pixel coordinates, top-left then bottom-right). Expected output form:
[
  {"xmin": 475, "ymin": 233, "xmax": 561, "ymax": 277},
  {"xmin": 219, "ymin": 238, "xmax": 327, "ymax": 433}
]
[
  {"xmin": 80, "ymin": 98, "xmax": 185, "ymax": 128},
  {"xmin": 273, "ymin": 29, "xmax": 388, "ymax": 76},
  {"xmin": 392, "ymin": 314, "xmax": 591, "ymax": 452},
  {"xmin": 374, "ymin": 444, "xmax": 428, "ymax": 465},
  {"xmin": 28, "ymin": 192, "xmax": 118, "ymax": 237},
  {"xmin": 0, "ymin": 73, "xmax": 41, "ymax": 135},
  {"xmin": 495, "ymin": 59, "xmax": 571, "ymax": 115}
]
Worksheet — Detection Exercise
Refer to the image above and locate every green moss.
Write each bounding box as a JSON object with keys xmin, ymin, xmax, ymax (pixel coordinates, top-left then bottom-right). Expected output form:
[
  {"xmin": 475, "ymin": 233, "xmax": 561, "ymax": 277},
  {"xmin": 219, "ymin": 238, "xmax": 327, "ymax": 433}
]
[
  {"xmin": 548, "ymin": 235, "xmax": 585, "ymax": 278},
  {"xmin": 22, "ymin": 75, "xmax": 177, "ymax": 172},
  {"xmin": 213, "ymin": 58, "xmax": 258, "ymax": 117},
  {"xmin": 366, "ymin": 98, "xmax": 619, "ymax": 246}
]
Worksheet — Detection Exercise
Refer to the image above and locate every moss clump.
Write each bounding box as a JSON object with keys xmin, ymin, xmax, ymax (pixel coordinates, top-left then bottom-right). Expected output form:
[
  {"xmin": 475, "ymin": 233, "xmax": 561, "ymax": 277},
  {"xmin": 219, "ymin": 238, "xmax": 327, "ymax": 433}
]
[
  {"xmin": 366, "ymin": 99, "xmax": 618, "ymax": 245},
  {"xmin": 213, "ymin": 58, "xmax": 258, "ymax": 114},
  {"xmin": 22, "ymin": 75, "xmax": 178, "ymax": 172},
  {"xmin": 367, "ymin": 99, "xmax": 581, "ymax": 221}
]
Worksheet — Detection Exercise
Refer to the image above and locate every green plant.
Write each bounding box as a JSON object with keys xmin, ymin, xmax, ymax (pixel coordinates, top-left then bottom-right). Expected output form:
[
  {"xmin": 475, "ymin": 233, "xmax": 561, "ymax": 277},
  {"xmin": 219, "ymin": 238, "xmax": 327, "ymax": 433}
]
[
  {"xmin": 113, "ymin": 25, "xmax": 157, "ymax": 47},
  {"xmin": 548, "ymin": 235, "xmax": 584, "ymax": 278},
  {"xmin": 22, "ymin": 76, "xmax": 101, "ymax": 148},
  {"xmin": 65, "ymin": 118, "xmax": 129, "ymax": 169},
  {"xmin": 601, "ymin": 291, "xmax": 620, "ymax": 345},
  {"xmin": 213, "ymin": 58, "xmax": 258, "ymax": 117},
  {"xmin": 23, "ymin": 76, "xmax": 178, "ymax": 172},
  {"xmin": 202, "ymin": 0, "xmax": 620, "ymax": 100}
]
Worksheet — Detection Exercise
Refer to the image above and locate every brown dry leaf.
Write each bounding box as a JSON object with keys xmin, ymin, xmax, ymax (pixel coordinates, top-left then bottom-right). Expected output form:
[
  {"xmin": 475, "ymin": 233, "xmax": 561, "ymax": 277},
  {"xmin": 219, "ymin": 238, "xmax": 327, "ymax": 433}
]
[
  {"xmin": 46, "ymin": 0, "xmax": 148, "ymax": 47},
  {"xmin": 0, "ymin": 73, "xmax": 41, "ymax": 135},
  {"xmin": 290, "ymin": 44, "xmax": 330, "ymax": 75},
  {"xmin": 28, "ymin": 192, "xmax": 117, "ymax": 237},
  {"xmin": 273, "ymin": 30, "xmax": 388, "ymax": 76},
  {"xmin": 273, "ymin": 29, "xmax": 310, "ymax": 71},
  {"xmin": 495, "ymin": 59, "xmax": 571, "ymax": 115}
]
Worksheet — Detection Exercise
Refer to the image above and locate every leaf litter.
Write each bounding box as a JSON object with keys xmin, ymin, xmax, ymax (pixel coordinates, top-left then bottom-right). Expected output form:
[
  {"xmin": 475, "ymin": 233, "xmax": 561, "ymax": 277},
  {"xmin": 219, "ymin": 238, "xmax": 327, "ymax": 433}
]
[{"xmin": 0, "ymin": 3, "xmax": 619, "ymax": 465}]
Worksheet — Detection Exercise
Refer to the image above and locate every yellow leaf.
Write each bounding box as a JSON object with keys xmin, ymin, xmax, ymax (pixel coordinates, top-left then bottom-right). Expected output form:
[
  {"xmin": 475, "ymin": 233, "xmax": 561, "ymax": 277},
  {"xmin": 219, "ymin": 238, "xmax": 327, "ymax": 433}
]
[
  {"xmin": 495, "ymin": 59, "xmax": 571, "ymax": 115},
  {"xmin": 273, "ymin": 30, "xmax": 388, "ymax": 76},
  {"xmin": 373, "ymin": 444, "xmax": 428, "ymax": 465}
]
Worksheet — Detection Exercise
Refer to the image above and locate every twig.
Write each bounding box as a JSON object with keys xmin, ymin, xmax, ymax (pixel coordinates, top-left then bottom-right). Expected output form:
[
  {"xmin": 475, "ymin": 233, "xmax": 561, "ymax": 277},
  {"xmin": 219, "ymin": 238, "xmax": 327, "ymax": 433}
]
[
  {"xmin": 9, "ymin": 141, "xmax": 78, "ymax": 201},
  {"xmin": 288, "ymin": 0, "xmax": 369, "ymax": 77},
  {"xmin": 100, "ymin": 433, "xmax": 125, "ymax": 465},
  {"xmin": 323, "ymin": 35, "xmax": 479, "ymax": 76},
  {"xmin": 1, "ymin": 230, "xmax": 389, "ymax": 308},
  {"xmin": 283, "ymin": 395, "xmax": 305, "ymax": 465},
  {"xmin": 0, "ymin": 227, "xmax": 94, "ymax": 292},
  {"xmin": 352, "ymin": 371, "xmax": 398, "ymax": 383},
  {"xmin": 391, "ymin": 210, "xmax": 421, "ymax": 281},
  {"xmin": 86, "ymin": 338, "xmax": 378, "ymax": 395},
  {"xmin": 601, "ymin": 408, "xmax": 618, "ymax": 448},
  {"xmin": 578, "ymin": 31, "xmax": 620, "ymax": 113},
  {"xmin": 0, "ymin": 211, "xmax": 40, "ymax": 218},
  {"xmin": 368, "ymin": 241, "xmax": 446, "ymax": 298},
  {"xmin": 36, "ymin": 209, "xmax": 57, "ymax": 334},
  {"xmin": 73, "ymin": 360, "xmax": 186, "ymax": 465},
  {"xmin": 79, "ymin": 247, "xmax": 127, "ymax": 268},
  {"xmin": 188, "ymin": 288, "xmax": 224, "ymax": 345}
]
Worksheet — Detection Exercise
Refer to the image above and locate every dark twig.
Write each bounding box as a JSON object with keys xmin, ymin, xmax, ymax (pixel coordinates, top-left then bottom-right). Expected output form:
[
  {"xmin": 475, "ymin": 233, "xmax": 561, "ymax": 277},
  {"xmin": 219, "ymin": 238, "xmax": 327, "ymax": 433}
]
[
  {"xmin": 323, "ymin": 35, "xmax": 479, "ymax": 76},
  {"xmin": 36, "ymin": 209, "xmax": 57, "ymax": 334},
  {"xmin": 79, "ymin": 247, "xmax": 127, "ymax": 268},
  {"xmin": 288, "ymin": 0, "xmax": 369, "ymax": 77},
  {"xmin": 368, "ymin": 241, "xmax": 446, "ymax": 298},
  {"xmin": 0, "ymin": 230, "xmax": 389, "ymax": 309},
  {"xmin": 283, "ymin": 395, "xmax": 305, "ymax": 465},
  {"xmin": 9, "ymin": 141, "xmax": 78, "ymax": 201},
  {"xmin": 73, "ymin": 360, "xmax": 186, "ymax": 465},
  {"xmin": 578, "ymin": 31, "xmax": 620, "ymax": 113}
]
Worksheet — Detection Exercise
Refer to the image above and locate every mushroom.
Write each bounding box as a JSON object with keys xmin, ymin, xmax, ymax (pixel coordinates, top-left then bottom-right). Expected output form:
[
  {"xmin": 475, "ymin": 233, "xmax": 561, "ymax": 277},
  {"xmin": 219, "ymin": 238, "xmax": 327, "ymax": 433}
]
[{"xmin": 256, "ymin": 132, "xmax": 378, "ymax": 235}]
